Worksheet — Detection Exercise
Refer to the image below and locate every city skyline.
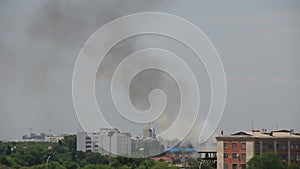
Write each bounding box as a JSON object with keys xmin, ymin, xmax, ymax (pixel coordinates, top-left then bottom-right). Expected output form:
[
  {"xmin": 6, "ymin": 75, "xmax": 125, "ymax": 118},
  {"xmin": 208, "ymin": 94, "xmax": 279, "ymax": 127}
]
[{"xmin": 0, "ymin": 1, "xmax": 299, "ymax": 146}]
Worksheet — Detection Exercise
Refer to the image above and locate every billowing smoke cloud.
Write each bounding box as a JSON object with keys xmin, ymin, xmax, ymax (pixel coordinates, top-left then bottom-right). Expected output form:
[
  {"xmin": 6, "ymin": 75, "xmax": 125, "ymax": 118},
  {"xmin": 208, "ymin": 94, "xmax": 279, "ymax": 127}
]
[
  {"xmin": 95, "ymin": 33, "xmax": 214, "ymax": 149},
  {"xmin": 0, "ymin": 0, "xmax": 216, "ymax": 150}
]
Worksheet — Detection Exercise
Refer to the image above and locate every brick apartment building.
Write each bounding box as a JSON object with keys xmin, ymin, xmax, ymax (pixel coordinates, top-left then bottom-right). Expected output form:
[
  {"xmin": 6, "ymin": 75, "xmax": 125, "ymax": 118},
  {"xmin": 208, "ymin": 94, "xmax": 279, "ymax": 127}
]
[{"xmin": 216, "ymin": 129, "xmax": 300, "ymax": 169}]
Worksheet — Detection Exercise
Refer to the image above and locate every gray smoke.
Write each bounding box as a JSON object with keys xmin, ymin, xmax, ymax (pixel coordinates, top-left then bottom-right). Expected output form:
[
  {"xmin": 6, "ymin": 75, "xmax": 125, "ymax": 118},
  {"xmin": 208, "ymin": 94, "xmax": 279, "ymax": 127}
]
[
  {"xmin": 0, "ymin": 0, "xmax": 215, "ymax": 150},
  {"xmin": 0, "ymin": 0, "xmax": 169, "ymax": 138}
]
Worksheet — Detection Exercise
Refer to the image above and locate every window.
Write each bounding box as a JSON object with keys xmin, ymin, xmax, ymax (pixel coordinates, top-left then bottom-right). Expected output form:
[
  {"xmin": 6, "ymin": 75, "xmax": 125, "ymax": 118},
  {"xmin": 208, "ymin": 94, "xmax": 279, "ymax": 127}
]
[
  {"xmin": 291, "ymin": 144, "xmax": 295, "ymax": 150},
  {"xmin": 291, "ymin": 154, "xmax": 296, "ymax": 161},
  {"xmin": 280, "ymin": 154, "xmax": 288, "ymax": 161},
  {"xmin": 242, "ymin": 153, "xmax": 246, "ymax": 160},
  {"xmin": 233, "ymin": 153, "xmax": 239, "ymax": 159},
  {"xmin": 282, "ymin": 144, "xmax": 287, "ymax": 150},
  {"xmin": 268, "ymin": 143, "xmax": 273, "ymax": 149},
  {"xmin": 232, "ymin": 142, "xmax": 238, "ymax": 149},
  {"xmin": 224, "ymin": 153, "xmax": 228, "ymax": 159},
  {"xmin": 224, "ymin": 163, "xmax": 228, "ymax": 169},
  {"xmin": 262, "ymin": 143, "xmax": 273, "ymax": 150},
  {"xmin": 241, "ymin": 142, "xmax": 246, "ymax": 149},
  {"xmin": 224, "ymin": 142, "xmax": 228, "ymax": 149},
  {"xmin": 296, "ymin": 154, "xmax": 300, "ymax": 161},
  {"xmin": 278, "ymin": 143, "xmax": 288, "ymax": 150},
  {"xmin": 232, "ymin": 164, "xmax": 238, "ymax": 169},
  {"xmin": 255, "ymin": 142, "xmax": 260, "ymax": 150},
  {"xmin": 241, "ymin": 164, "xmax": 246, "ymax": 169}
]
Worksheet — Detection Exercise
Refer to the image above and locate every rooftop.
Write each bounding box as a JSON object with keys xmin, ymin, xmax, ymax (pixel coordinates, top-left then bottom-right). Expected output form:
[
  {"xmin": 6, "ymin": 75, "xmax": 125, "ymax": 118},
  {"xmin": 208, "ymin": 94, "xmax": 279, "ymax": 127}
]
[{"xmin": 216, "ymin": 129, "xmax": 300, "ymax": 141}]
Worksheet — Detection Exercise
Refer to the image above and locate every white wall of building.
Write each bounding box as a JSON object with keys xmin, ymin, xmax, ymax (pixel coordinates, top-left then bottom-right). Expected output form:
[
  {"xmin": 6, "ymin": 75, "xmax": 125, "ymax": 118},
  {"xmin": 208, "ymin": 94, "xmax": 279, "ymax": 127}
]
[
  {"xmin": 77, "ymin": 131, "xmax": 87, "ymax": 152},
  {"xmin": 76, "ymin": 129, "xmax": 131, "ymax": 156}
]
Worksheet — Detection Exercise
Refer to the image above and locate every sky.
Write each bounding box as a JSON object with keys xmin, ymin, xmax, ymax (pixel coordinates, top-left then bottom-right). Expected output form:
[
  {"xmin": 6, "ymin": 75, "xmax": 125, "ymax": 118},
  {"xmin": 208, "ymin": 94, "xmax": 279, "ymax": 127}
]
[{"xmin": 0, "ymin": 0, "xmax": 299, "ymax": 147}]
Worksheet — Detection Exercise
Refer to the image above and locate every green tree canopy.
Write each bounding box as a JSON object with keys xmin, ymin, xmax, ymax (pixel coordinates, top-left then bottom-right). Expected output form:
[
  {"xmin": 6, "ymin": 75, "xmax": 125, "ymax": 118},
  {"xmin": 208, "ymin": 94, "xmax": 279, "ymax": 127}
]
[
  {"xmin": 247, "ymin": 152, "xmax": 291, "ymax": 169},
  {"xmin": 185, "ymin": 158, "xmax": 214, "ymax": 169}
]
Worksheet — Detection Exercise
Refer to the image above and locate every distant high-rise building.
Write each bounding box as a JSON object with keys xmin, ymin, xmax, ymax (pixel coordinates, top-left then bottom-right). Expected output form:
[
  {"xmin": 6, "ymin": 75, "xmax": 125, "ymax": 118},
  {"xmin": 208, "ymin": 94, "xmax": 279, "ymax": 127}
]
[
  {"xmin": 76, "ymin": 128, "xmax": 131, "ymax": 156},
  {"xmin": 143, "ymin": 123, "xmax": 156, "ymax": 139}
]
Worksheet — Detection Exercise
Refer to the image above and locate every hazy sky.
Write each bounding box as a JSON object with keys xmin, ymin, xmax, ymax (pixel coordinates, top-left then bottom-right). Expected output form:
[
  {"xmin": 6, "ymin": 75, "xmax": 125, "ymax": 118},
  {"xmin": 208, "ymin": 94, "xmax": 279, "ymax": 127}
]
[{"xmin": 0, "ymin": 0, "xmax": 299, "ymax": 144}]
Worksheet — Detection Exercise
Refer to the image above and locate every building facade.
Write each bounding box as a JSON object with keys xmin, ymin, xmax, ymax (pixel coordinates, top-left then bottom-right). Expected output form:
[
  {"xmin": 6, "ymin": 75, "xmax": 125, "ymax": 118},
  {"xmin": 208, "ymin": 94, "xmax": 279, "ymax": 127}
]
[
  {"xmin": 22, "ymin": 132, "xmax": 65, "ymax": 142},
  {"xmin": 22, "ymin": 132, "xmax": 46, "ymax": 141},
  {"xmin": 77, "ymin": 128, "xmax": 131, "ymax": 156},
  {"xmin": 216, "ymin": 130, "xmax": 300, "ymax": 169}
]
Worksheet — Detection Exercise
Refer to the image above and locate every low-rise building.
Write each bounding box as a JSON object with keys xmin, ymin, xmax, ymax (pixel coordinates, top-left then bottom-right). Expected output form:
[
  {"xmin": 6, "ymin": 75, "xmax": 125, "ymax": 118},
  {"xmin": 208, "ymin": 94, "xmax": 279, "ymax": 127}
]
[
  {"xmin": 22, "ymin": 132, "xmax": 46, "ymax": 141},
  {"xmin": 22, "ymin": 132, "xmax": 66, "ymax": 142},
  {"xmin": 216, "ymin": 129, "xmax": 300, "ymax": 169}
]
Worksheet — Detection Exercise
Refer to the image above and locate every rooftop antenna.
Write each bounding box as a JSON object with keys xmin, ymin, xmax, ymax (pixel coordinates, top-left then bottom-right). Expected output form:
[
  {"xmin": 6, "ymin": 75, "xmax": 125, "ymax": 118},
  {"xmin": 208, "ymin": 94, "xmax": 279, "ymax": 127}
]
[{"xmin": 251, "ymin": 118, "xmax": 254, "ymax": 131}]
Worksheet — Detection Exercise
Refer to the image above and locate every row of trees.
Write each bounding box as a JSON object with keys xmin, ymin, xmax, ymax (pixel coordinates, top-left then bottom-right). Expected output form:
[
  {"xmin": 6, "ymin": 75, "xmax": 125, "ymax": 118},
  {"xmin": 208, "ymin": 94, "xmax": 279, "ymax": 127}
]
[
  {"xmin": 247, "ymin": 152, "xmax": 300, "ymax": 169},
  {"xmin": 0, "ymin": 135, "xmax": 184, "ymax": 169},
  {"xmin": 3, "ymin": 135, "xmax": 298, "ymax": 169}
]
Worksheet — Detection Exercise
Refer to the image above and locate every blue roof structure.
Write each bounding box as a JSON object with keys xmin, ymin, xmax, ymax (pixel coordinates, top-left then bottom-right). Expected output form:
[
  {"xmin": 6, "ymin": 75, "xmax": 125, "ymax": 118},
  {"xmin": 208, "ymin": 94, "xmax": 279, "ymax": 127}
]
[{"xmin": 165, "ymin": 147, "xmax": 196, "ymax": 153}]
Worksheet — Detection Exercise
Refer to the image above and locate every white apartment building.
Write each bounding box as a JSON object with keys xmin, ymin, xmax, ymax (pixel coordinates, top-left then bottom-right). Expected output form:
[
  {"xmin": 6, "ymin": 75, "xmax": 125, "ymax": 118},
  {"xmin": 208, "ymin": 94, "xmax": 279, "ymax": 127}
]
[{"xmin": 77, "ymin": 128, "xmax": 131, "ymax": 156}]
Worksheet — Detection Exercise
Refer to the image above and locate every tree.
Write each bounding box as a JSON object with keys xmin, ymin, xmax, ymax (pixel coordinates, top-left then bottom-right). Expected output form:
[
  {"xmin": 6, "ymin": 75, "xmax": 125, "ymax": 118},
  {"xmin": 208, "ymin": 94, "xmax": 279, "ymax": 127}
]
[
  {"xmin": 63, "ymin": 161, "xmax": 78, "ymax": 169},
  {"xmin": 150, "ymin": 161, "xmax": 178, "ymax": 169},
  {"xmin": 247, "ymin": 155, "xmax": 263, "ymax": 169},
  {"xmin": 85, "ymin": 151, "xmax": 108, "ymax": 165},
  {"xmin": 110, "ymin": 156, "xmax": 145, "ymax": 168},
  {"xmin": 0, "ymin": 155, "xmax": 10, "ymax": 166},
  {"xmin": 29, "ymin": 162, "xmax": 66, "ymax": 169},
  {"xmin": 63, "ymin": 135, "xmax": 76, "ymax": 151},
  {"xmin": 5, "ymin": 145, "xmax": 12, "ymax": 155},
  {"xmin": 81, "ymin": 164, "xmax": 112, "ymax": 169},
  {"xmin": 288, "ymin": 164, "xmax": 300, "ymax": 169},
  {"xmin": 140, "ymin": 160, "xmax": 155, "ymax": 168},
  {"xmin": 247, "ymin": 152, "xmax": 287, "ymax": 169},
  {"xmin": 120, "ymin": 165, "xmax": 131, "ymax": 169},
  {"xmin": 186, "ymin": 158, "xmax": 214, "ymax": 169}
]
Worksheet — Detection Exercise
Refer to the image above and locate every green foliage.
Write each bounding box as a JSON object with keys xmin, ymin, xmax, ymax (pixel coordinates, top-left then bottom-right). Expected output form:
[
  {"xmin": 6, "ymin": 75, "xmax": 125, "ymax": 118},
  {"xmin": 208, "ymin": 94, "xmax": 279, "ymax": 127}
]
[
  {"xmin": 63, "ymin": 160, "xmax": 78, "ymax": 169},
  {"xmin": 247, "ymin": 152, "xmax": 293, "ymax": 169},
  {"xmin": 30, "ymin": 162, "xmax": 66, "ymax": 169},
  {"xmin": 5, "ymin": 145, "xmax": 12, "ymax": 155},
  {"xmin": 81, "ymin": 164, "xmax": 112, "ymax": 169},
  {"xmin": 120, "ymin": 165, "xmax": 131, "ymax": 169},
  {"xmin": 0, "ymin": 135, "xmax": 179, "ymax": 169},
  {"xmin": 63, "ymin": 135, "xmax": 77, "ymax": 151},
  {"xmin": 150, "ymin": 161, "xmax": 178, "ymax": 169},
  {"xmin": 288, "ymin": 164, "xmax": 300, "ymax": 169},
  {"xmin": 185, "ymin": 158, "xmax": 214, "ymax": 169},
  {"xmin": 140, "ymin": 160, "xmax": 155, "ymax": 168},
  {"xmin": 0, "ymin": 155, "xmax": 9, "ymax": 166},
  {"xmin": 109, "ymin": 156, "xmax": 145, "ymax": 169}
]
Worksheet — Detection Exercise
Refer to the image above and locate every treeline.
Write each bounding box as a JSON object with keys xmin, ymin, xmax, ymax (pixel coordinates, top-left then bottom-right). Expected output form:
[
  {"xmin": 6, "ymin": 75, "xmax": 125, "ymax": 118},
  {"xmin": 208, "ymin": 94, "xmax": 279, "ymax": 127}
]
[
  {"xmin": 0, "ymin": 135, "xmax": 180, "ymax": 169},
  {"xmin": 247, "ymin": 152, "xmax": 300, "ymax": 169}
]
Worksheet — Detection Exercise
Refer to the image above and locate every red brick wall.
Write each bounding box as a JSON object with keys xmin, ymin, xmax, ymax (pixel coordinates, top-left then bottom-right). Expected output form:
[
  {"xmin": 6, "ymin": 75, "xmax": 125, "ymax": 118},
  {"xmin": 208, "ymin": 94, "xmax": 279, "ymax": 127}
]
[{"xmin": 223, "ymin": 141, "xmax": 247, "ymax": 169}]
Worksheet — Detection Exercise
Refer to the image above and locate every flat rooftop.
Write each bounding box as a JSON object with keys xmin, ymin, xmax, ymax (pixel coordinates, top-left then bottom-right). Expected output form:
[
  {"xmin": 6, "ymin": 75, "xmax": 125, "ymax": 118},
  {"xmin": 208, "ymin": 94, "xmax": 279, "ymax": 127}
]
[{"xmin": 216, "ymin": 129, "xmax": 300, "ymax": 141}]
